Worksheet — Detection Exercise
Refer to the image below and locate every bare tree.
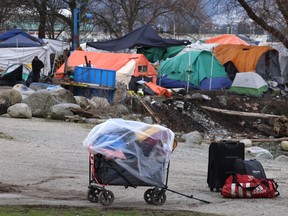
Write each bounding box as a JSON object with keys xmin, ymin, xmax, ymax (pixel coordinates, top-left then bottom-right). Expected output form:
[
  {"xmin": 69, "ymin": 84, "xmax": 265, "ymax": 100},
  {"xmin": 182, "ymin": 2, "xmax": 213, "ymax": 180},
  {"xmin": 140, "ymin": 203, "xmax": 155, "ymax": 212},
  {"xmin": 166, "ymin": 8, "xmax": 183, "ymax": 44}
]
[
  {"xmin": 91, "ymin": 0, "xmax": 210, "ymax": 38},
  {"xmin": 236, "ymin": 0, "xmax": 288, "ymax": 48},
  {"xmin": 208, "ymin": 0, "xmax": 288, "ymax": 48},
  {"xmin": 0, "ymin": 1, "xmax": 22, "ymax": 31}
]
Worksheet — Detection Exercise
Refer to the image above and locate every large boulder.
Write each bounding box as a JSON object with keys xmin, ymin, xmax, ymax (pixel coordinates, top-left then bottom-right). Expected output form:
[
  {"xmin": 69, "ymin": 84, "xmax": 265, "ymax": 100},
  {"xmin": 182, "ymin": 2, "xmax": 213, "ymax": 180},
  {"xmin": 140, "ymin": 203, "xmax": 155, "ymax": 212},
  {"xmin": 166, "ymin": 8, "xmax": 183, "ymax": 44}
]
[
  {"xmin": 7, "ymin": 103, "xmax": 32, "ymax": 119},
  {"xmin": 23, "ymin": 90, "xmax": 59, "ymax": 118},
  {"xmin": 74, "ymin": 96, "xmax": 89, "ymax": 108},
  {"xmin": 51, "ymin": 89, "xmax": 76, "ymax": 104},
  {"xmin": 90, "ymin": 96, "xmax": 111, "ymax": 110},
  {"xmin": 0, "ymin": 89, "xmax": 22, "ymax": 105},
  {"xmin": 12, "ymin": 84, "xmax": 35, "ymax": 97},
  {"xmin": 50, "ymin": 103, "xmax": 81, "ymax": 120},
  {"xmin": 246, "ymin": 146, "xmax": 274, "ymax": 160},
  {"xmin": 0, "ymin": 95, "xmax": 10, "ymax": 115}
]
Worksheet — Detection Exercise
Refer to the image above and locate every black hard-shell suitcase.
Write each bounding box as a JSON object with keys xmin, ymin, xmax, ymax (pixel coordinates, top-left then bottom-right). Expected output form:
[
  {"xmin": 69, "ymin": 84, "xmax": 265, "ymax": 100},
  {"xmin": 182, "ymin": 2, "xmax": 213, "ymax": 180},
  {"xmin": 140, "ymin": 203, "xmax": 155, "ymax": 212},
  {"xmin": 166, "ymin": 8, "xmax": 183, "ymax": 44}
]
[
  {"xmin": 233, "ymin": 158, "xmax": 267, "ymax": 179},
  {"xmin": 207, "ymin": 141, "xmax": 245, "ymax": 192}
]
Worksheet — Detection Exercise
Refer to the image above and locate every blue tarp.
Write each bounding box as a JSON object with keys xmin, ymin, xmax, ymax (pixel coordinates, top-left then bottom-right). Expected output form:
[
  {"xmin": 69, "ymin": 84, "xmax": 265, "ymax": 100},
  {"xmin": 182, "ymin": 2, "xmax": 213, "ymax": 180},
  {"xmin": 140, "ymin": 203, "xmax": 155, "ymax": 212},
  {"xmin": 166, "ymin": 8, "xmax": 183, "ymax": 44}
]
[
  {"xmin": 0, "ymin": 29, "xmax": 45, "ymax": 47},
  {"xmin": 87, "ymin": 25, "xmax": 191, "ymax": 51}
]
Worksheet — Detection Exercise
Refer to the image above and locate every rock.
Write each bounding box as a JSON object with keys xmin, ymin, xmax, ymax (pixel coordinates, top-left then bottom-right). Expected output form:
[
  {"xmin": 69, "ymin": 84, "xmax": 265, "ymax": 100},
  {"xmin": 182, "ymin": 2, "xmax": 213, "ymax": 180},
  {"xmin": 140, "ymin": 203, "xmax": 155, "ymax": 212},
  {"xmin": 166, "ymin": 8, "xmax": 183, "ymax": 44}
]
[
  {"xmin": 191, "ymin": 93, "xmax": 204, "ymax": 101},
  {"xmin": 280, "ymin": 141, "xmax": 288, "ymax": 151},
  {"xmin": 0, "ymin": 95, "xmax": 10, "ymax": 115},
  {"xmin": 23, "ymin": 90, "xmax": 59, "ymax": 118},
  {"xmin": 274, "ymin": 155, "xmax": 288, "ymax": 162},
  {"xmin": 85, "ymin": 118, "xmax": 106, "ymax": 125},
  {"xmin": 173, "ymin": 100, "xmax": 184, "ymax": 109},
  {"xmin": 246, "ymin": 146, "xmax": 274, "ymax": 160},
  {"xmin": 74, "ymin": 96, "xmax": 89, "ymax": 108},
  {"xmin": 90, "ymin": 96, "xmax": 110, "ymax": 110},
  {"xmin": 12, "ymin": 84, "xmax": 35, "ymax": 96},
  {"xmin": 181, "ymin": 131, "xmax": 203, "ymax": 145},
  {"xmin": 87, "ymin": 99, "xmax": 97, "ymax": 109},
  {"xmin": 0, "ymin": 89, "xmax": 22, "ymax": 105},
  {"xmin": 50, "ymin": 103, "xmax": 81, "ymax": 120},
  {"xmin": 51, "ymin": 89, "xmax": 76, "ymax": 104},
  {"xmin": 143, "ymin": 116, "xmax": 153, "ymax": 124},
  {"xmin": 7, "ymin": 103, "xmax": 32, "ymax": 119},
  {"xmin": 115, "ymin": 104, "xmax": 130, "ymax": 115},
  {"xmin": 240, "ymin": 139, "xmax": 253, "ymax": 148},
  {"xmin": 143, "ymin": 96, "xmax": 151, "ymax": 103},
  {"xmin": 217, "ymin": 95, "xmax": 228, "ymax": 107}
]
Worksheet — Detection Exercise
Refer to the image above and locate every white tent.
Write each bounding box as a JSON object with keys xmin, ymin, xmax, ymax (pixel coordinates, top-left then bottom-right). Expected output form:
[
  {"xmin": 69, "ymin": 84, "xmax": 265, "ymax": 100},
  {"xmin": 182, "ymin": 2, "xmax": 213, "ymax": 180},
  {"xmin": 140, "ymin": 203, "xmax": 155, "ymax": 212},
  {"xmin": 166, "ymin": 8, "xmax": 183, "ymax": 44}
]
[
  {"xmin": 0, "ymin": 45, "xmax": 51, "ymax": 76},
  {"xmin": 229, "ymin": 72, "xmax": 268, "ymax": 96}
]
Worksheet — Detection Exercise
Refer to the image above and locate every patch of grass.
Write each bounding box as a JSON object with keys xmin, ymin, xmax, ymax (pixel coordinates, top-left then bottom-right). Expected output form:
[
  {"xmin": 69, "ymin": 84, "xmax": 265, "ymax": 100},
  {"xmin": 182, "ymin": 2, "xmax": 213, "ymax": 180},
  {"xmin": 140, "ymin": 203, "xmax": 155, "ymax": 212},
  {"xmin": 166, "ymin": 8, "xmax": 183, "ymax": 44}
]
[{"xmin": 0, "ymin": 206, "xmax": 218, "ymax": 216}]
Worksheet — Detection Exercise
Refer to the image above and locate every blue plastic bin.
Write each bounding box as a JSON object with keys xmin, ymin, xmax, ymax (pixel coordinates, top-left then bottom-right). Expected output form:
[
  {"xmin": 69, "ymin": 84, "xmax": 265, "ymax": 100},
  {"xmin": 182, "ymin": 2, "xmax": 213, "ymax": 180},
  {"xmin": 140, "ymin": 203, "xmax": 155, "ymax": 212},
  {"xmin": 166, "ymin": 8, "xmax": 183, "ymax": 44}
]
[{"xmin": 74, "ymin": 66, "xmax": 116, "ymax": 88}]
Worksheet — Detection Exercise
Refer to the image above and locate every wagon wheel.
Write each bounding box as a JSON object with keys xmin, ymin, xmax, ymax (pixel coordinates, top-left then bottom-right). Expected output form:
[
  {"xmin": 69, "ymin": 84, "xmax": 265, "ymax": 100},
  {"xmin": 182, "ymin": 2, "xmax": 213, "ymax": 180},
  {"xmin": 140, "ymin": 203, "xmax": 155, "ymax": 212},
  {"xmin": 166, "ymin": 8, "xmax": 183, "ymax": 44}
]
[
  {"xmin": 87, "ymin": 188, "xmax": 99, "ymax": 203},
  {"xmin": 144, "ymin": 188, "xmax": 154, "ymax": 204},
  {"xmin": 151, "ymin": 189, "xmax": 166, "ymax": 206},
  {"xmin": 99, "ymin": 190, "xmax": 114, "ymax": 206}
]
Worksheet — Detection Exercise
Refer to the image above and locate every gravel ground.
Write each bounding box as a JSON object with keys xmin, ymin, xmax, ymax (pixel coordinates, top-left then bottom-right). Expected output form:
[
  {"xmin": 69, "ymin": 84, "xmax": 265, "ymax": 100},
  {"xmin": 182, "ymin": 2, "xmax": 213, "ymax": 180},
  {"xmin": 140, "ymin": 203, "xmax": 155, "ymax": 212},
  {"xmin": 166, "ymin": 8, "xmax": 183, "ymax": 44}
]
[{"xmin": 0, "ymin": 115, "xmax": 288, "ymax": 216}]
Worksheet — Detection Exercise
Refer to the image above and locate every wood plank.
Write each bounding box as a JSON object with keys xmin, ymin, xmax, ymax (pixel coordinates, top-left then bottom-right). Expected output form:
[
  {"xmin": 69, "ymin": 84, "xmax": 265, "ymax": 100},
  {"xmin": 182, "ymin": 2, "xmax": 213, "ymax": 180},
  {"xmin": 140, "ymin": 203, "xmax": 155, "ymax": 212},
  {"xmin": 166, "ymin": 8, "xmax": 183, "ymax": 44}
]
[{"xmin": 201, "ymin": 106, "xmax": 280, "ymax": 119}]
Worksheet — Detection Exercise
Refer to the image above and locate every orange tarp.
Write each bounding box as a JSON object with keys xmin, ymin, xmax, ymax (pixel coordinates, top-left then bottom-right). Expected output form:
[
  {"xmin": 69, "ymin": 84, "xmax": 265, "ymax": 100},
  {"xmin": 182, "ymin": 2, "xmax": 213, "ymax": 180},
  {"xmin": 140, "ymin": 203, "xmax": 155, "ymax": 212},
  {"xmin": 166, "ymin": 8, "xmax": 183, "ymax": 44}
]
[
  {"xmin": 206, "ymin": 34, "xmax": 250, "ymax": 45},
  {"xmin": 145, "ymin": 82, "xmax": 172, "ymax": 98},
  {"xmin": 55, "ymin": 50, "xmax": 157, "ymax": 79},
  {"xmin": 213, "ymin": 44, "xmax": 275, "ymax": 72}
]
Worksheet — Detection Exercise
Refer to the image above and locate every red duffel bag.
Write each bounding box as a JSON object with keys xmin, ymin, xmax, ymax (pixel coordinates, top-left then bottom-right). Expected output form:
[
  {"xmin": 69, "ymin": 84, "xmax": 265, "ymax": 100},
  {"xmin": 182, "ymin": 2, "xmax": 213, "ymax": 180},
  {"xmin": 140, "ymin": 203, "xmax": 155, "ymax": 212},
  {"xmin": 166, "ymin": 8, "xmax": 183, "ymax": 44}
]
[{"xmin": 221, "ymin": 173, "xmax": 280, "ymax": 198}]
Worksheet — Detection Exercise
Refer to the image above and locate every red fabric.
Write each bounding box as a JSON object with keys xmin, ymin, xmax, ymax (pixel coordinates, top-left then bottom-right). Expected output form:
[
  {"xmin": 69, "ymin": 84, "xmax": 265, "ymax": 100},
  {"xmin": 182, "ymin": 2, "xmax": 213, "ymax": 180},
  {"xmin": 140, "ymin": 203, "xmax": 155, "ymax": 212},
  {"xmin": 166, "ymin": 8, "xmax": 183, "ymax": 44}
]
[{"xmin": 221, "ymin": 174, "xmax": 279, "ymax": 198}]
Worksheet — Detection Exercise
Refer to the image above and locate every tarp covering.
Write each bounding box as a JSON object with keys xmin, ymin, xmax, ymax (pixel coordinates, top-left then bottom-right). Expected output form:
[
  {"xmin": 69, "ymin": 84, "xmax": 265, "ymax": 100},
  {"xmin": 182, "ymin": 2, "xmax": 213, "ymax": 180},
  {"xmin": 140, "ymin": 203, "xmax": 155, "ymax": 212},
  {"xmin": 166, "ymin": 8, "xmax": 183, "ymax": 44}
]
[
  {"xmin": 83, "ymin": 119, "xmax": 175, "ymax": 187},
  {"xmin": 56, "ymin": 51, "xmax": 158, "ymax": 86},
  {"xmin": 137, "ymin": 46, "xmax": 185, "ymax": 63},
  {"xmin": 86, "ymin": 25, "xmax": 190, "ymax": 51},
  {"xmin": 157, "ymin": 50, "xmax": 228, "ymax": 89},
  {"xmin": 213, "ymin": 44, "xmax": 282, "ymax": 82},
  {"xmin": 205, "ymin": 34, "xmax": 258, "ymax": 45},
  {"xmin": 3, "ymin": 63, "xmax": 31, "ymax": 81},
  {"xmin": 0, "ymin": 46, "xmax": 51, "ymax": 76},
  {"xmin": 144, "ymin": 82, "xmax": 172, "ymax": 97},
  {"xmin": 0, "ymin": 29, "xmax": 51, "ymax": 75},
  {"xmin": 262, "ymin": 42, "xmax": 288, "ymax": 83},
  {"xmin": 229, "ymin": 72, "xmax": 268, "ymax": 96},
  {"xmin": 157, "ymin": 75, "xmax": 198, "ymax": 90},
  {"xmin": 0, "ymin": 64, "xmax": 23, "ymax": 86},
  {"xmin": 0, "ymin": 29, "xmax": 45, "ymax": 47}
]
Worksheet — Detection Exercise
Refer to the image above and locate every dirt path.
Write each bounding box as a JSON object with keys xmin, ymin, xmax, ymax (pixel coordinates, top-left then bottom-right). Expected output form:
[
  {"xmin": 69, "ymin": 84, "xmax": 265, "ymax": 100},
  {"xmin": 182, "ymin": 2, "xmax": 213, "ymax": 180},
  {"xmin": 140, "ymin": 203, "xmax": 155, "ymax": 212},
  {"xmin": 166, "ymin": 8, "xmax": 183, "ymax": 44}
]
[{"xmin": 0, "ymin": 115, "xmax": 288, "ymax": 215}]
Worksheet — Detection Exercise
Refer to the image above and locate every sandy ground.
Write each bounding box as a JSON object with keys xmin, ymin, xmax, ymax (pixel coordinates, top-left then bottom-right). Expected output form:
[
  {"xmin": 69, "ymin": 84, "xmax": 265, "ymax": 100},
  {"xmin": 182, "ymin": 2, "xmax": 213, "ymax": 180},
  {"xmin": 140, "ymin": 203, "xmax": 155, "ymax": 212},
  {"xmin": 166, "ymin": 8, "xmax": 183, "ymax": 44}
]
[{"xmin": 0, "ymin": 115, "xmax": 288, "ymax": 216}]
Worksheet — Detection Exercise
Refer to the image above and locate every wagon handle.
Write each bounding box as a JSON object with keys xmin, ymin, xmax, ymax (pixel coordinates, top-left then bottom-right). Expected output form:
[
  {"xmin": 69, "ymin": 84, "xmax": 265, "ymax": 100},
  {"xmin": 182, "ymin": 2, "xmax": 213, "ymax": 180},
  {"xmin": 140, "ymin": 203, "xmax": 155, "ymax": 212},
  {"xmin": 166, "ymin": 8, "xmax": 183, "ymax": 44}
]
[{"xmin": 165, "ymin": 188, "xmax": 211, "ymax": 204}]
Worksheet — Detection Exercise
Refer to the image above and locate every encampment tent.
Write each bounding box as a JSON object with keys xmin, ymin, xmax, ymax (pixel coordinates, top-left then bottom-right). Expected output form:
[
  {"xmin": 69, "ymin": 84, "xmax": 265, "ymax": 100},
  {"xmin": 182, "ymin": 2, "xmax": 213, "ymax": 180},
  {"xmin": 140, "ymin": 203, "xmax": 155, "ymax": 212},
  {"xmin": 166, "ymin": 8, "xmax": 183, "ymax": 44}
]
[
  {"xmin": 55, "ymin": 51, "xmax": 158, "ymax": 87},
  {"xmin": 261, "ymin": 42, "xmax": 288, "ymax": 83},
  {"xmin": 0, "ymin": 63, "xmax": 32, "ymax": 86},
  {"xmin": 229, "ymin": 72, "xmax": 268, "ymax": 96},
  {"xmin": 0, "ymin": 29, "xmax": 51, "ymax": 75},
  {"xmin": 157, "ymin": 50, "xmax": 232, "ymax": 90},
  {"xmin": 205, "ymin": 34, "xmax": 258, "ymax": 45},
  {"xmin": 0, "ymin": 29, "xmax": 45, "ymax": 47},
  {"xmin": 213, "ymin": 44, "xmax": 282, "ymax": 83},
  {"xmin": 86, "ymin": 25, "xmax": 190, "ymax": 62}
]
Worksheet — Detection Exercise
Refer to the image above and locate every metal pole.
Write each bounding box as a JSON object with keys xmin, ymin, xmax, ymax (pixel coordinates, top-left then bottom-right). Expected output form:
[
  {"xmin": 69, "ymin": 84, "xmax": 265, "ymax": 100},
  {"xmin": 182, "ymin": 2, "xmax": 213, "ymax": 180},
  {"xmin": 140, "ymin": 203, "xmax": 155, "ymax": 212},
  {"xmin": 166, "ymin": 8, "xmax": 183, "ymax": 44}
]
[
  {"xmin": 186, "ymin": 49, "xmax": 191, "ymax": 94},
  {"xmin": 73, "ymin": 8, "xmax": 80, "ymax": 50}
]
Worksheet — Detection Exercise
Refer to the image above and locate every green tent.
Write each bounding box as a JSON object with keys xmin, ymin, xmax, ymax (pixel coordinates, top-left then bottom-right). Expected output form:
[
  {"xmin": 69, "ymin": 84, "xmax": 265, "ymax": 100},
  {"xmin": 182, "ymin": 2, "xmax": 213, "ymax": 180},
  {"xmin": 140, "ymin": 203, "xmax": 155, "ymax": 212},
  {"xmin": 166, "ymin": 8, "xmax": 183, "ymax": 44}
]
[{"xmin": 157, "ymin": 50, "xmax": 228, "ymax": 87}]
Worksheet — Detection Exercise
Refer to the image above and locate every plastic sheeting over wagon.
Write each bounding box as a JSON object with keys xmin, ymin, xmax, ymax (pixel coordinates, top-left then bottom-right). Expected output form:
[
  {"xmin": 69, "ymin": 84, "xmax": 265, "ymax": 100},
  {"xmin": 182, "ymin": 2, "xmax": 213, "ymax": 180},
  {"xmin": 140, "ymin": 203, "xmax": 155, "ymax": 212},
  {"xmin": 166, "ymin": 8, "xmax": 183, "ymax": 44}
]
[{"xmin": 83, "ymin": 119, "xmax": 175, "ymax": 187}]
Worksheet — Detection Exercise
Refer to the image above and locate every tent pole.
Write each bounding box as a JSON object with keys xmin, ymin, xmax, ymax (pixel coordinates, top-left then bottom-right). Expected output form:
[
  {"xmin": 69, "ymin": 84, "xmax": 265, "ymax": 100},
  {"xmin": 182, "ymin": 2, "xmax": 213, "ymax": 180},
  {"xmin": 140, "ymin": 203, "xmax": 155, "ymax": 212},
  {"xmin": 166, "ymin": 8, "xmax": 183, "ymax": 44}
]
[
  {"xmin": 186, "ymin": 49, "xmax": 191, "ymax": 94},
  {"xmin": 16, "ymin": 38, "xmax": 19, "ymax": 64},
  {"xmin": 209, "ymin": 53, "xmax": 214, "ymax": 90}
]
